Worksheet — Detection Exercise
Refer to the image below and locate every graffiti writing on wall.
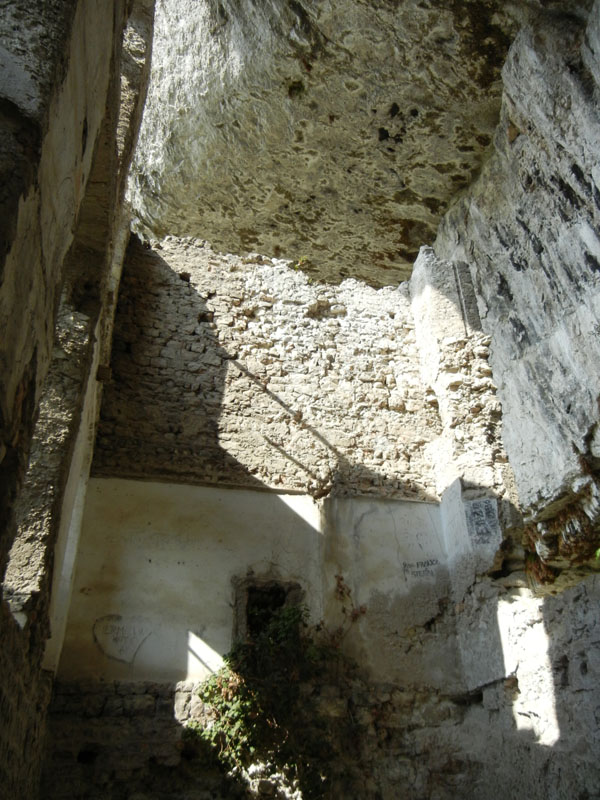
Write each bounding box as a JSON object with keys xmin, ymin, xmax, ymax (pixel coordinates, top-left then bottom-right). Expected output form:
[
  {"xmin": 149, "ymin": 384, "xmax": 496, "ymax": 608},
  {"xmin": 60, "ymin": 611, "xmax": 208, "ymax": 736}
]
[
  {"xmin": 402, "ymin": 558, "xmax": 439, "ymax": 580},
  {"xmin": 93, "ymin": 614, "xmax": 153, "ymax": 663},
  {"xmin": 464, "ymin": 498, "xmax": 499, "ymax": 546}
]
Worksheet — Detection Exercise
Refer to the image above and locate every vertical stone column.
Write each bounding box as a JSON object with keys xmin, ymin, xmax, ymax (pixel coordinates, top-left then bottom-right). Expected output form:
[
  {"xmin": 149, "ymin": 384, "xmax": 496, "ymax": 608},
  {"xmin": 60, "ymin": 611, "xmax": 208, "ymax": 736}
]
[{"xmin": 410, "ymin": 246, "xmax": 511, "ymax": 502}]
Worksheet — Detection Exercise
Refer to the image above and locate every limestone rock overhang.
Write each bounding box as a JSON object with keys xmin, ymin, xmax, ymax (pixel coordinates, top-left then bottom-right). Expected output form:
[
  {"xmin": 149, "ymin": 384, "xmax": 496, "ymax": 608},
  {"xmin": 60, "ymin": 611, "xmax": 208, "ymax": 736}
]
[{"xmin": 127, "ymin": 0, "xmax": 537, "ymax": 285}]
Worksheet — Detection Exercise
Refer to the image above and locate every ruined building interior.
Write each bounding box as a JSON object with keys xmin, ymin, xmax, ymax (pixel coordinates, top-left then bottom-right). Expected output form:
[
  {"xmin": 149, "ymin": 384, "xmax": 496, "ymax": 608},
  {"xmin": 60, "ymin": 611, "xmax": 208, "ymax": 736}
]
[{"xmin": 1, "ymin": 1, "xmax": 600, "ymax": 798}]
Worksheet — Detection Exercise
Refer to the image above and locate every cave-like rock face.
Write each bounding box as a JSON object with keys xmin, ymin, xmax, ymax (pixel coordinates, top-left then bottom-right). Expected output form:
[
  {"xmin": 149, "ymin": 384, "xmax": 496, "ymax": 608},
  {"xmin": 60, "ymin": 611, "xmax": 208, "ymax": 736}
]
[
  {"xmin": 129, "ymin": 0, "xmax": 520, "ymax": 284},
  {"xmin": 436, "ymin": 5, "xmax": 600, "ymax": 579}
]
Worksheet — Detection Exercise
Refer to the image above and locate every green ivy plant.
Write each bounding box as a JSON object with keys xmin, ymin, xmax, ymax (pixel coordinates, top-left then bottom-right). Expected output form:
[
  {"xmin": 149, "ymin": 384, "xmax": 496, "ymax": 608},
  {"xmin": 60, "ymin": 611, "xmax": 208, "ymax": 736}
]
[
  {"xmin": 293, "ymin": 256, "xmax": 309, "ymax": 270},
  {"xmin": 188, "ymin": 593, "xmax": 365, "ymax": 797},
  {"xmin": 191, "ymin": 604, "xmax": 312, "ymax": 772}
]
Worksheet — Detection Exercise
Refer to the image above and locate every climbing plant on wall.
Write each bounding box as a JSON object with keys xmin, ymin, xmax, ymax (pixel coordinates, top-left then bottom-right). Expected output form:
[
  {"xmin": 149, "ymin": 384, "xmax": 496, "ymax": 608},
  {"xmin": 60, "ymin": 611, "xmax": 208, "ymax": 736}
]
[{"xmin": 187, "ymin": 585, "xmax": 367, "ymax": 798}]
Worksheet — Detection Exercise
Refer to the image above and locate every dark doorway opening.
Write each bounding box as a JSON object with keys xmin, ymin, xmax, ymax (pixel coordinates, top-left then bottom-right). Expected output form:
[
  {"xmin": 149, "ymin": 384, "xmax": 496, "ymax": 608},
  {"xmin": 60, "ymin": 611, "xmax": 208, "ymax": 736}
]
[
  {"xmin": 246, "ymin": 583, "xmax": 287, "ymax": 638},
  {"xmin": 233, "ymin": 578, "xmax": 303, "ymax": 643}
]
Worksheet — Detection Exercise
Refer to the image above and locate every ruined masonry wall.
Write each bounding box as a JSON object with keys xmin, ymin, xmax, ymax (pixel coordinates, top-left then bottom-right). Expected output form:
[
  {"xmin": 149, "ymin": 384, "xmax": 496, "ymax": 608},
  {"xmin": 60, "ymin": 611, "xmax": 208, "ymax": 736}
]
[
  {"xmin": 42, "ymin": 677, "xmax": 482, "ymax": 800},
  {"xmin": 42, "ymin": 574, "xmax": 600, "ymax": 800},
  {"xmin": 94, "ymin": 236, "xmax": 442, "ymax": 498},
  {"xmin": 0, "ymin": 2, "xmax": 154, "ymax": 797}
]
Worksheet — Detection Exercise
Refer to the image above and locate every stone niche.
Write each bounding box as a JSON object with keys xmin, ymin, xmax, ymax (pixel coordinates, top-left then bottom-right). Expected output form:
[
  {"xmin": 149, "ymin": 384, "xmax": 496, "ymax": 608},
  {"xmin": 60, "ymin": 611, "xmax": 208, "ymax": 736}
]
[
  {"xmin": 59, "ymin": 478, "xmax": 453, "ymax": 686},
  {"xmin": 46, "ymin": 474, "xmax": 600, "ymax": 800},
  {"xmin": 55, "ymin": 470, "xmax": 517, "ymax": 700},
  {"xmin": 57, "ymin": 463, "xmax": 506, "ymax": 690}
]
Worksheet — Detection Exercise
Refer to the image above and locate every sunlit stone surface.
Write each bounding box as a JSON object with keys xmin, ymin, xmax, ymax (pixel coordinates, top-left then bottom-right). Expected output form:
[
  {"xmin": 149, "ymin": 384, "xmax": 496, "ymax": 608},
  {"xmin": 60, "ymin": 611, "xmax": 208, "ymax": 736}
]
[{"xmin": 129, "ymin": 0, "xmax": 522, "ymax": 284}]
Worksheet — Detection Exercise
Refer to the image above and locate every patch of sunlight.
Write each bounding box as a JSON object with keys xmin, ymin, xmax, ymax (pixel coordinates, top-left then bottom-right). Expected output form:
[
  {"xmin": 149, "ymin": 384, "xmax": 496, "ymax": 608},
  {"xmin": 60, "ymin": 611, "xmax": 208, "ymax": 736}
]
[
  {"xmin": 279, "ymin": 493, "xmax": 322, "ymax": 532},
  {"xmin": 187, "ymin": 631, "xmax": 224, "ymax": 679},
  {"xmin": 497, "ymin": 596, "xmax": 560, "ymax": 746}
]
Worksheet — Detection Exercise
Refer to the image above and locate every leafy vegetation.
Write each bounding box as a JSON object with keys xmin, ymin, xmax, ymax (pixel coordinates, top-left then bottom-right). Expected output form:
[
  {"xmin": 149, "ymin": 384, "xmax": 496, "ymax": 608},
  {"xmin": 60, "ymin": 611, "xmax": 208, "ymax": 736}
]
[
  {"xmin": 187, "ymin": 585, "xmax": 366, "ymax": 797},
  {"xmin": 191, "ymin": 605, "xmax": 314, "ymax": 772}
]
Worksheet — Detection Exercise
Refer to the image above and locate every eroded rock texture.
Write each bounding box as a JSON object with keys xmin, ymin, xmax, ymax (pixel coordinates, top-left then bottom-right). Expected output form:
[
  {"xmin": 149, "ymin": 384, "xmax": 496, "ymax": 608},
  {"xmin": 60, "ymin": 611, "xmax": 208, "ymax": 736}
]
[
  {"xmin": 2, "ymin": 0, "xmax": 600, "ymax": 797},
  {"xmin": 435, "ymin": 3, "xmax": 600, "ymax": 582},
  {"xmin": 127, "ymin": 0, "xmax": 600, "ymax": 577},
  {"xmin": 129, "ymin": 0, "xmax": 523, "ymax": 284}
]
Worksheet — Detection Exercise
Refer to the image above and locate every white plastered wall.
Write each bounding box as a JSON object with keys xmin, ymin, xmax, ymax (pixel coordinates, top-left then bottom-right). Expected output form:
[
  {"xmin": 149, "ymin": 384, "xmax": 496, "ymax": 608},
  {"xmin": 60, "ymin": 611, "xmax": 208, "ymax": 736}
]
[{"xmin": 57, "ymin": 478, "xmax": 470, "ymax": 684}]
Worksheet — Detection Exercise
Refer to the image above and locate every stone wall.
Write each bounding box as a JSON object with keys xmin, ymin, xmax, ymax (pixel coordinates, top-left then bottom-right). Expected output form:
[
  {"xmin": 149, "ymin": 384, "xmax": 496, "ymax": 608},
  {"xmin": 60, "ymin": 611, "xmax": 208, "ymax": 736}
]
[
  {"xmin": 42, "ymin": 677, "xmax": 482, "ymax": 800},
  {"xmin": 53, "ymin": 478, "xmax": 505, "ymax": 690},
  {"xmin": 410, "ymin": 247, "xmax": 516, "ymax": 513},
  {"xmin": 3, "ymin": 1, "xmax": 598, "ymax": 797},
  {"xmin": 45, "ymin": 473, "xmax": 600, "ymax": 798},
  {"xmin": 93, "ymin": 235, "xmax": 511, "ymax": 513},
  {"xmin": 42, "ymin": 574, "xmax": 600, "ymax": 800},
  {"xmin": 93, "ymin": 236, "xmax": 441, "ymax": 496},
  {"xmin": 0, "ymin": 2, "xmax": 154, "ymax": 797},
  {"xmin": 120, "ymin": 0, "xmax": 600, "ymax": 582}
]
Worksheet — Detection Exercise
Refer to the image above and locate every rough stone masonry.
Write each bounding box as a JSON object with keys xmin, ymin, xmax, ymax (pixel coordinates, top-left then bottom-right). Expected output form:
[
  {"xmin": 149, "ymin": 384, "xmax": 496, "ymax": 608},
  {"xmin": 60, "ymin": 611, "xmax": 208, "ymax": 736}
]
[{"xmin": 93, "ymin": 235, "xmax": 508, "ymax": 509}]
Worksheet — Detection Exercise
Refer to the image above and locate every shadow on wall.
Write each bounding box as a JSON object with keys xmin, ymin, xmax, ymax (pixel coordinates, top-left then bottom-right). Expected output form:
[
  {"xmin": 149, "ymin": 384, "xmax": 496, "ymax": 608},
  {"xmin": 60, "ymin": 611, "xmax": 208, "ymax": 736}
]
[
  {"xmin": 56, "ymin": 479, "xmax": 325, "ymax": 683},
  {"xmin": 50, "ymin": 236, "xmax": 441, "ymax": 702},
  {"xmin": 49, "ymin": 238, "xmax": 600, "ymax": 795},
  {"xmin": 68, "ymin": 236, "xmax": 476, "ymax": 687},
  {"xmin": 42, "ymin": 569, "xmax": 600, "ymax": 799},
  {"xmin": 91, "ymin": 235, "xmax": 438, "ymax": 500},
  {"xmin": 91, "ymin": 237, "xmax": 265, "ymax": 490},
  {"xmin": 49, "ymin": 457, "xmax": 600, "ymax": 795},
  {"xmin": 540, "ymin": 577, "xmax": 600, "ymax": 793},
  {"xmin": 57, "ymin": 477, "xmax": 464, "ymax": 688}
]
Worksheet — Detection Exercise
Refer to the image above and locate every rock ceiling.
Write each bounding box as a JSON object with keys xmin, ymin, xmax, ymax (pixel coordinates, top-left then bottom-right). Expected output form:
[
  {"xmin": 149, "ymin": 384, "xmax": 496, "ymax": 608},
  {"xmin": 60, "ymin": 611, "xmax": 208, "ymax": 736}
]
[{"xmin": 128, "ymin": 0, "xmax": 568, "ymax": 285}]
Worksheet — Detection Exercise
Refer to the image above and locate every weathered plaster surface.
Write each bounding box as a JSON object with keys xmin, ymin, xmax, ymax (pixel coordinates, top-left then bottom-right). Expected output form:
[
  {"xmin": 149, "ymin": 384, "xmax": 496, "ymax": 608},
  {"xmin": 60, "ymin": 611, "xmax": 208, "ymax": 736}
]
[
  {"xmin": 43, "ymin": 598, "xmax": 600, "ymax": 800},
  {"xmin": 59, "ymin": 479, "xmax": 323, "ymax": 681},
  {"xmin": 61, "ymin": 477, "xmax": 507, "ymax": 691},
  {"xmin": 59, "ymin": 478, "xmax": 450, "ymax": 684},
  {"xmin": 51, "ymin": 476, "xmax": 600, "ymax": 798}
]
